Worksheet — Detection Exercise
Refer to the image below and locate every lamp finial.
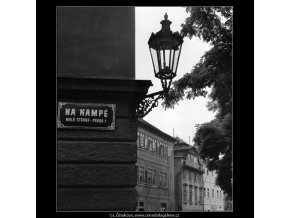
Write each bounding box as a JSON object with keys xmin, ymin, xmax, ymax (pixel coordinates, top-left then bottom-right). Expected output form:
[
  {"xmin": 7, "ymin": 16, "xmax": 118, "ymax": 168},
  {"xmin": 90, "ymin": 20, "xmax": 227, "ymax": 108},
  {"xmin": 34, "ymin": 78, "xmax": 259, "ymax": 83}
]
[{"xmin": 164, "ymin": 13, "xmax": 168, "ymax": 20}]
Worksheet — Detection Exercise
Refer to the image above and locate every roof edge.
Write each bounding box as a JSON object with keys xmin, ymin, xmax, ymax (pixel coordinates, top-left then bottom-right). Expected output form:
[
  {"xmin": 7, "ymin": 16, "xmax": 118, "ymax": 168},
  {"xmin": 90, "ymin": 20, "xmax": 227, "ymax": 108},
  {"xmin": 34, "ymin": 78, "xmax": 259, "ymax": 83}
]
[{"xmin": 137, "ymin": 118, "xmax": 176, "ymax": 142}]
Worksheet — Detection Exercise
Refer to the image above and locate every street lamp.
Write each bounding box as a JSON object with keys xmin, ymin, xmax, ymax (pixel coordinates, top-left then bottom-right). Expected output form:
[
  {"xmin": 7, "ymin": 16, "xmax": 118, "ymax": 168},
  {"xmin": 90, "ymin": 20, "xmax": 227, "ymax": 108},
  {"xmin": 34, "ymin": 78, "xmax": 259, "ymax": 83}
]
[{"xmin": 137, "ymin": 13, "xmax": 184, "ymax": 118}]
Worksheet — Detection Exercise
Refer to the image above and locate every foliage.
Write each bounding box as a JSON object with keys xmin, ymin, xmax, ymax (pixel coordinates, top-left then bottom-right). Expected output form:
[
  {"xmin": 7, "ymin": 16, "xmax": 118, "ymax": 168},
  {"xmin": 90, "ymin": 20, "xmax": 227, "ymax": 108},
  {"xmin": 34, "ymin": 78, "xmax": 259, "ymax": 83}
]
[
  {"xmin": 162, "ymin": 6, "xmax": 233, "ymax": 196},
  {"xmin": 163, "ymin": 7, "xmax": 232, "ymax": 117},
  {"xmin": 194, "ymin": 113, "xmax": 232, "ymax": 196}
]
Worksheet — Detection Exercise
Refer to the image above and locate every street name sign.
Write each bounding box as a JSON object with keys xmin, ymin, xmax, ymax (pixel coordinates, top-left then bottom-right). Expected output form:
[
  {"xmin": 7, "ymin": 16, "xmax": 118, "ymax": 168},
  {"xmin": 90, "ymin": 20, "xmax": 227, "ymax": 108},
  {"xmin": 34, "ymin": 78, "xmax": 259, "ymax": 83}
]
[{"xmin": 57, "ymin": 102, "xmax": 116, "ymax": 130}]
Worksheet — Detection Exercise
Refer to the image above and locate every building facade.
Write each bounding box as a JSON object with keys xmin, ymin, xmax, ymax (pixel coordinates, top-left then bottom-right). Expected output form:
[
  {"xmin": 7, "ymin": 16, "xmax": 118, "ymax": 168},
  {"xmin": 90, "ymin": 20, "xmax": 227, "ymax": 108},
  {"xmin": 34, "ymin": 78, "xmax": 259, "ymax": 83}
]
[
  {"xmin": 57, "ymin": 7, "xmax": 151, "ymax": 211},
  {"xmin": 203, "ymin": 166, "xmax": 225, "ymax": 211},
  {"xmin": 136, "ymin": 119, "xmax": 175, "ymax": 211},
  {"xmin": 173, "ymin": 142, "xmax": 204, "ymax": 211}
]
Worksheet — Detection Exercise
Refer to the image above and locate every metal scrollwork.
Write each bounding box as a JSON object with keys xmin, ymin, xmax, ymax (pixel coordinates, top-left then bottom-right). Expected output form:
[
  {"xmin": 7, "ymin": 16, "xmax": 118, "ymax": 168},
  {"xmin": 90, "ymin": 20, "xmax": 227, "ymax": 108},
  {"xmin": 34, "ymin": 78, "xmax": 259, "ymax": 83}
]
[
  {"xmin": 137, "ymin": 91, "xmax": 165, "ymax": 118},
  {"xmin": 136, "ymin": 78, "xmax": 174, "ymax": 118}
]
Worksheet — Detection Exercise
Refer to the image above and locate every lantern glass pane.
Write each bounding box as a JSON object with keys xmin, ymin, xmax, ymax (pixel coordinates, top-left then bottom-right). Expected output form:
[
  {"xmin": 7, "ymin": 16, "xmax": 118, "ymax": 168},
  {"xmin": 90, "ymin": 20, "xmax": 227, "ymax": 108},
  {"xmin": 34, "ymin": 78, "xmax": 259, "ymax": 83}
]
[
  {"xmin": 164, "ymin": 50, "xmax": 170, "ymax": 70},
  {"xmin": 150, "ymin": 48, "xmax": 159, "ymax": 73},
  {"xmin": 168, "ymin": 50, "xmax": 172, "ymax": 70},
  {"xmin": 172, "ymin": 46, "xmax": 181, "ymax": 74},
  {"xmin": 157, "ymin": 49, "xmax": 162, "ymax": 72},
  {"xmin": 175, "ymin": 44, "xmax": 182, "ymax": 73},
  {"xmin": 170, "ymin": 49, "xmax": 176, "ymax": 71},
  {"xmin": 160, "ymin": 50, "xmax": 165, "ymax": 70}
]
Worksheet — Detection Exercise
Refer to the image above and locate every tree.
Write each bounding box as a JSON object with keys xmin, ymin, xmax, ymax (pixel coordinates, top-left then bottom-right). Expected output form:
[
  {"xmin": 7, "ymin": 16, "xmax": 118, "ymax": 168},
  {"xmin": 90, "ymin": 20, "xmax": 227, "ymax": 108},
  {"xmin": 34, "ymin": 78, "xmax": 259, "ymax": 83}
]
[
  {"xmin": 163, "ymin": 6, "xmax": 233, "ymax": 196},
  {"xmin": 194, "ymin": 114, "xmax": 232, "ymax": 196}
]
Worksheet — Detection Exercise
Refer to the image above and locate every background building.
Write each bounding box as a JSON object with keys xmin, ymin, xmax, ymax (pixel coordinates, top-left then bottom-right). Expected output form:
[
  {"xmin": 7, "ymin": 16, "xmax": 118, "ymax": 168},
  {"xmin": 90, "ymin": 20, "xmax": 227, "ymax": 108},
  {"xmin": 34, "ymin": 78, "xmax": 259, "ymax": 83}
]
[
  {"xmin": 173, "ymin": 141, "xmax": 204, "ymax": 211},
  {"xmin": 136, "ymin": 119, "xmax": 176, "ymax": 211},
  {"xmin": 203, "ymin": 165, "xmax": 225, "ymax": 211},
  {"xmin": 224, "ymin": 193, "xmax": 233, "ymax": 211}
]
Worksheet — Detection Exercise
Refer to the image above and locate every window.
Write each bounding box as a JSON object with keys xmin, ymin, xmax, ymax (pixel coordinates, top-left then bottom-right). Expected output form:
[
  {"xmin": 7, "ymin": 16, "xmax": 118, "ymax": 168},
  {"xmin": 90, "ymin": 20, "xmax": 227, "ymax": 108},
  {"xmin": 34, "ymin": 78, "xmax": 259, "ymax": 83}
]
[
  {"xmin": 140, "ymin": 133, "xmax": 145, "ymax": 148},
  {"xmin": 194, "ymin": 172, "xmax": 197, "ymax": 182},
  {"xmin": 217, "ymin": 190, "xmax": 219, "ymax": 198},
  {"xmin": 160, "ymin": 203, "xmax": 167, "ymax": 211},
  {"xmin": 183, "ymin": 170, "xmax": 187, "ymax": 180},
  {"xmin": 160, "ymin": 142, "xmax": 164, "ymax": 156},
  {"xmin": 189, "ymin": 186, "xmax": 193, "ymax": 203},
  {"xmin": 144, "ymin": 136, "xmax": 148, "ymax": 150},
  {"xmin": 139, "ymin": 166, "xmax": 144, "ymax": 183},
  {"xmin": 137, "ymin": 165, "xmax": 139, "ymax": 183},
  {"xmin": 152, "ymin": 170, "xmax": 156, "ymax": 186},
  {"xmin": 183, "ymin": 185, "xmax": 187, "ymax": 203},
  {"xmin": 189, "ymin": 171, "xmax": 192, "ymax": 181},
  {"xmin": 157, "ymin": 141, "xmax": 160, "ymax": 155},
  {"xmin": 137, "ymin": 132, "xmax": 140, "ymax": 147},
  {"xmin": 148, "ymin": 168, "xmax": 152, "ymax": 185},
  {"xmin": 159, "ymin": 172, "xmax": 167, "ymax": 188},
  {"xmin": 194, "ymin": 186, "xmax": 198, "ymax": 205},
  {"xmin": 163, "ymin": 173, "xmax": 168, "ymax": 188},
  {"xmin": 153, "ymin": 139, "xmax": 156, "ymax": 153},
  {"xmin": 138, "ymin": 201, "xmax": 145, "ymax": 211},
  {"xmin": 199, "ymin": 188, "xmax": 203, "ymax": 204},
  {"xmin": 148, "ymin": 137, "xmax": 153, "ymax": 152},
  {"xmin": 212, "ymin": 189, "xmax": 214, "ymax": 198},
  {"xmin": 144, "ymin": 169, "xmax": 148, "ymax": 184},
  {"xmin": 207, "ymin": 188, "xmax": 209, "ymax": 198},
  {"xmin": 204, "ymin": 188, "xmax": 206, "ymax": 198},
  {"xmin": 164, "ymin": 144, "xmax": 168, "ymax": 156}
]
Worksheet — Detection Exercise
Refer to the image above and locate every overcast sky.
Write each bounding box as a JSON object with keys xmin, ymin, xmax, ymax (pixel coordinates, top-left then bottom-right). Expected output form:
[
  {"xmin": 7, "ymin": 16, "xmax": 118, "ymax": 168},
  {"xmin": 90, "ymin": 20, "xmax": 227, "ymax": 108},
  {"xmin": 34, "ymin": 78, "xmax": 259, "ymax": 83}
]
[{"xmin": 136, "ymin": 7, "xmax": 216, "ymax": 145}]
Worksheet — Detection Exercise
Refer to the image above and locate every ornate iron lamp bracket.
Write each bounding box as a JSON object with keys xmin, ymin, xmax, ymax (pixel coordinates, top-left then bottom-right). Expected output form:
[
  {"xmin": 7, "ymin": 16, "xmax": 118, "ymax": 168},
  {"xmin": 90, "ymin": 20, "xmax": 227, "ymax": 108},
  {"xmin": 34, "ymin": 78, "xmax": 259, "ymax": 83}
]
[{"xmin": 137, "ymin": 90, "xmax": 166, "ymax": 118}]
